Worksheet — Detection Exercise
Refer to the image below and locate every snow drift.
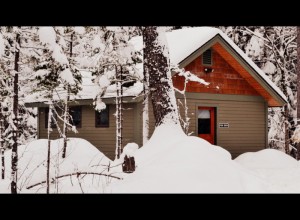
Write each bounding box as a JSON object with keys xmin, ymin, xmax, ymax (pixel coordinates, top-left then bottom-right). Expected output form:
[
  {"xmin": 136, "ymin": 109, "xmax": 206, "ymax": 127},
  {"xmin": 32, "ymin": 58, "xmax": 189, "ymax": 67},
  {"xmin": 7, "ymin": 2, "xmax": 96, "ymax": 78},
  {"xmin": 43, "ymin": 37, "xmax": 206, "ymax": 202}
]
[
  {"xmin": 0, "ymin": 138, "xmax": 112, "ymax": 193},
  {"xmin": 109, "ymin": 124, "xmax": 274, "ymax": 193}
]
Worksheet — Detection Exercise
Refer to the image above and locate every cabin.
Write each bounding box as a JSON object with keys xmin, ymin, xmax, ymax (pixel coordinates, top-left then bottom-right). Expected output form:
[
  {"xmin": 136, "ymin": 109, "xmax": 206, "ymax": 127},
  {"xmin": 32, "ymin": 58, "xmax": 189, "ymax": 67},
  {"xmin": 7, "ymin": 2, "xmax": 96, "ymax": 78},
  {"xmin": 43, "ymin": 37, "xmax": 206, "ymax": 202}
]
[{"xmin": 25, "ymin": 27, "xmax": 287, "ymax": 160}]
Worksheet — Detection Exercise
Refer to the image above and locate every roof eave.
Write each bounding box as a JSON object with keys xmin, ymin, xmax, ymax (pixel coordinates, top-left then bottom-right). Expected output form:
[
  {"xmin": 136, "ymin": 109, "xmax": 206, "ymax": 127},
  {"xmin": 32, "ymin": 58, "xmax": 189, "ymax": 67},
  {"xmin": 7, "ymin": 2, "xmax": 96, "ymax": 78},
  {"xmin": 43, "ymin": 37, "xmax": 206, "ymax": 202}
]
[{"xmin": 25, "ymin": 95, "xmax": 144, "ymax": 108}]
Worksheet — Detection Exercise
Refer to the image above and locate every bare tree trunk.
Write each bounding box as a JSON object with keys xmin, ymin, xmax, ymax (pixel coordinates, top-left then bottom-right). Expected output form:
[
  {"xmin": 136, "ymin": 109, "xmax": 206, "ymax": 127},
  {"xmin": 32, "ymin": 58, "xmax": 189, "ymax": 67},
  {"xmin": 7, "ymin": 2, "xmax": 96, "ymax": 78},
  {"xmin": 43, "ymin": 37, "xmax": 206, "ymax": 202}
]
[
  {"xmin": 62, "ymin": 91, "xmax": 69, "ymax": 159},
  {"xmin": 11, "ymin": 32, "xmax": 20, "ymax": 194},
  {"xmin": 46, "ymin": 103, "xmax": 53, "ymax": 194},
  {"xmin": 180, "ymin": 78, "xmax": 190, "ymax": 134},
  {"xmin": 0, "ymin": 103, "xmax": 4, "ymax": 179},
  {"xmin": 284, "ymin": 105, "xmax": 290, "ymax": 154},
  {"xmin": 115, "ymin": 65, "xmax": 123, "ymax": 159},
  {"xmin": 297, "ymin": 26, "xmax": 300, "ymax": 160},
  {"xmin": 143, "ymin": 27, "xmax": 180, "ymax": 126},
  {"xmin": 1, "ymin": 148, "xmax": 4, "ymax": 180},
  {"xmin": 281, "ymin": 64, "xmax": 290, "ymax": 155},
  {"xmin": 142, "ymin": 62, "xmax": 149, "ymax": 145},
  {"xmin": 62, "ymin": 33, "xmax": 73, "ymax": 159}
]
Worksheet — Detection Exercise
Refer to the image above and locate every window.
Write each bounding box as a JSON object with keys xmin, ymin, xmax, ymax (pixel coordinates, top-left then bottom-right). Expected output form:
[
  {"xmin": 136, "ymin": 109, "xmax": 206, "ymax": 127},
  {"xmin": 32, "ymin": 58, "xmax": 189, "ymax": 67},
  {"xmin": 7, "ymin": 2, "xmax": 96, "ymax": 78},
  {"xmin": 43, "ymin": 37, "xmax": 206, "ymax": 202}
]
[
  {"xmin": 198, "ymin": 109, "xmax": 211, "ymax": 134},
  {"xmin": 202, "ymin": 49, "xmax": 212, "ymax": 66},
  {"xmin": 69, "ymin": 106, "xmax": 82, "ymax": 128},
  {"xmin": 45, "ymin": 107, "xmax": 57, "ymax": 129},
  {"xmin": 95, "ymin": 106, "xmax": 109, "ymax": 127}
]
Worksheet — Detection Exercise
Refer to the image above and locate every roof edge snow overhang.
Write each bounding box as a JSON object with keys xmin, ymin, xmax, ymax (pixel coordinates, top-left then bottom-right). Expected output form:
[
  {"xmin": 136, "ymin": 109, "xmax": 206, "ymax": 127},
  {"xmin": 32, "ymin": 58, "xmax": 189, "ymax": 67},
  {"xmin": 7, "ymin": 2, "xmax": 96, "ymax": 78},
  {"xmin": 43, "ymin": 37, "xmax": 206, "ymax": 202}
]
[
  {"xmin": 177, "ymin": 34, "xmax": 287, "ymax": 107},
  {"xmin": 25, "ymin": 95, "xmax": 144, "ymax": 108}
]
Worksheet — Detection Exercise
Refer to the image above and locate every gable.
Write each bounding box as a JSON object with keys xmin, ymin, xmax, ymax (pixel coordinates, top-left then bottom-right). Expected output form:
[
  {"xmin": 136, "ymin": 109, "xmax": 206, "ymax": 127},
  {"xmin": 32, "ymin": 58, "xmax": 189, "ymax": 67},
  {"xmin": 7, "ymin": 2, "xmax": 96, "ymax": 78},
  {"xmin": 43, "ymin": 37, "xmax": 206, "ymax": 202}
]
[
  {"xmin": 174, "ymin": 33, "xmax": 286, "ymax": 107},
  {"xmin": 173, "ymin": 48, "xmax": 259, "ymax": 96}
]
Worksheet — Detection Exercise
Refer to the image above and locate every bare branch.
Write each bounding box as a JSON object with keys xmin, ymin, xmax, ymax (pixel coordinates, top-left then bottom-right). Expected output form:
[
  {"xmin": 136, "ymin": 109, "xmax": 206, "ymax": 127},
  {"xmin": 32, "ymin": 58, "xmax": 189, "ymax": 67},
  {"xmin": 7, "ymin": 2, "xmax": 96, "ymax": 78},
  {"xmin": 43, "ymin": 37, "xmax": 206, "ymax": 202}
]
[{"xmin": 26, "ymin": 172, "xmax": 122, "ymax": 190}]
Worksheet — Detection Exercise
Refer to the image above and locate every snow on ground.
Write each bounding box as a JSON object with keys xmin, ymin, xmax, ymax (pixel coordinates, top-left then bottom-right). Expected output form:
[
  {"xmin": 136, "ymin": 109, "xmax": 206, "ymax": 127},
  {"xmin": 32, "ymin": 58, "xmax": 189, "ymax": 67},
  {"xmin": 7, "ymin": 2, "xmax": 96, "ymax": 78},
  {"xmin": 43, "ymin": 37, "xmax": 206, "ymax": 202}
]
[
  {"xmin": 0, "ymin": 138, "xmax": 114, "ymax": 193},
  {"xmin": 235, "ymin": 149, "xmax": 300, "ymax": 193},
  {"xmin": 1, "ymin": 128, "xmax": 300, "ymax": 193},
  {"xmin": 108, "ymin": 124, "xmax": 275, "ymax": 193}
]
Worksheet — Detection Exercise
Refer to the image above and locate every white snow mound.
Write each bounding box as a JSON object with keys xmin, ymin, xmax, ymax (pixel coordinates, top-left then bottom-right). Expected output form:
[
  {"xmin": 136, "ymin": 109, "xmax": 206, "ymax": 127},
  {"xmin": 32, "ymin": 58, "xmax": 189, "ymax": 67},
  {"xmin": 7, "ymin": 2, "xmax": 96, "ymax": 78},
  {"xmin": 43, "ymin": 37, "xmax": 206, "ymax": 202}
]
[
  {"xmin": 1, "ymin": 138, "xmax": 111, "ymax": 193},
  {"xmin": 235, "ymin": 149, "xmax": 298, "ymax": 170},
  {"xmin": 109, "ymin": 124, "xmax": 272, "ymax": 193},
  {"xmin": 235, "ymin": 149, "xmax": 300, "ymax": 193}
]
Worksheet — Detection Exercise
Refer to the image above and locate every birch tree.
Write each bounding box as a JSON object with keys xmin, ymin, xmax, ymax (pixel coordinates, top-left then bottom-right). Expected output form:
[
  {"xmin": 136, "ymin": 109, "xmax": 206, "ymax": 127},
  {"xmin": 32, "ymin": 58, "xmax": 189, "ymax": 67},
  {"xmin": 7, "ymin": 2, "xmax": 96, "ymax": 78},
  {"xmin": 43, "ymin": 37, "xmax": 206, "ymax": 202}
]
[
  {"xmin": 33, "ymin": 26, "xmax": 84, "ymax": 191},
  {"xmin": 53, "ymin": 27, "xmax": 83, "ymax": 159},
  {"xmin": 86, "ymin": 27, "xmax": 142, "ymax": 159}
]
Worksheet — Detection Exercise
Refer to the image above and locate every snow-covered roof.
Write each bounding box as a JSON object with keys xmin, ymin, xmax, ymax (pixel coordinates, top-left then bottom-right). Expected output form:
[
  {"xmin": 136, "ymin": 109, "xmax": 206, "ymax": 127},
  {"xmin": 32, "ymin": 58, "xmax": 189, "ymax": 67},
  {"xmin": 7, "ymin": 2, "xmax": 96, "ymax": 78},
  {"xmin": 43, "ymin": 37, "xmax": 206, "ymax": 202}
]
[
  {"xmin": 25, "ymin": 70, "xmax": 143, "ymax": 104},
  {"xmin": 25, "ymin": 27, "xmax": 287, "ymax": 106},
  {"xmin": 166, "ymin": 27, "xmax": 287, "ymax": 105}
]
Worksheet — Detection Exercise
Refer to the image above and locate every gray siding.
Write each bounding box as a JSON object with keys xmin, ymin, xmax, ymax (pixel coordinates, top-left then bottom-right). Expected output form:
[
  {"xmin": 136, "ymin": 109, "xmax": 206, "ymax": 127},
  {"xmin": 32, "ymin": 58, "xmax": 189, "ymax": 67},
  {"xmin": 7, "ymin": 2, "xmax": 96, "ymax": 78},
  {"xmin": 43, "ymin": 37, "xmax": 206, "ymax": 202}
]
[
  {"xmin": 147, "ymin": 93, "xmax": 267, "ymax": 159},
  {"xmin": 38, "ymin": 104, "xmax": 135, "ymax": 160},
  {"xmin": 38, "ymin": 93, "xmax": 267, "ymax": 160}
]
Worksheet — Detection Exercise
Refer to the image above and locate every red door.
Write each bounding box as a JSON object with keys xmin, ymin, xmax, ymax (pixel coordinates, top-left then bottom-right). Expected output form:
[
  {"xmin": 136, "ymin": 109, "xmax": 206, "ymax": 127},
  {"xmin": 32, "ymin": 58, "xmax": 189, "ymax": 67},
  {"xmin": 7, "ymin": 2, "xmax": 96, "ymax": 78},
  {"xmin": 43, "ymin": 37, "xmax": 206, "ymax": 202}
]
[{"xmin": 198, "ymin": 107, "xmax": 215, "ymax": 144}]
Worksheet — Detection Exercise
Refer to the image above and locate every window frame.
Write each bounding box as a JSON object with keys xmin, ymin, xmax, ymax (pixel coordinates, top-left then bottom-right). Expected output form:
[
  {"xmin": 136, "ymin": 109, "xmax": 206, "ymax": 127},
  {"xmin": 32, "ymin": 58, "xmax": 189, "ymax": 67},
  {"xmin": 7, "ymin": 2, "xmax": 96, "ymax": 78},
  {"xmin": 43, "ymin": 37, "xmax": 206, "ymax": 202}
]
[
  {"xmin": 69, "ymin": 106, "xmax": 82, "ymax": 128},
  {"xmin": 95, "ymin": 106, "xmax": 109, "ymax": 128},
  {"xmin": 45, "ymin": 107, "xmax": 57, "ymax": 129}
]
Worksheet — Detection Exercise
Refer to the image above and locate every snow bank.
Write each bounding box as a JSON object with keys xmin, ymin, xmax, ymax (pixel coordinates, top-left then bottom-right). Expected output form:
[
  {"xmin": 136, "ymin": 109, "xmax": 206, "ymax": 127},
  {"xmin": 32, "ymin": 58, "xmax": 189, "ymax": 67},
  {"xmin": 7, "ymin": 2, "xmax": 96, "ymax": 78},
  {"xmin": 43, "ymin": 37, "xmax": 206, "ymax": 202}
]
[
  {"xmin": 235, "ymin": 149, "xmax": 298, "ymax": 170},
  {"xmin": 2, "ymin": 132, "xmax": 300, "ymax": 193},
  {"xmin": 235, "ymin": 149, "xmax": 300, "ymax": 193},
  {"xmin": 109, "ymin": 124, "xmax": 272, "ymax": 193},
  {"xmin": 0, "ymin": 138, "xmax": 112, "ymax": 193}
]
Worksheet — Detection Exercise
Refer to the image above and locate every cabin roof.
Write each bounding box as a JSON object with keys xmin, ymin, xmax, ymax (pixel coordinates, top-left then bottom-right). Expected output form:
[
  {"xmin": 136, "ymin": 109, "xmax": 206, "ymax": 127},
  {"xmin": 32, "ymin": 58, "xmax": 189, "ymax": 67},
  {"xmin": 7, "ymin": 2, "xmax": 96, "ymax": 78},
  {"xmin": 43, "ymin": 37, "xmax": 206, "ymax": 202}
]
[{"xmin": 25, "ymin": 27, "xmax": 287, "ymax": 107}]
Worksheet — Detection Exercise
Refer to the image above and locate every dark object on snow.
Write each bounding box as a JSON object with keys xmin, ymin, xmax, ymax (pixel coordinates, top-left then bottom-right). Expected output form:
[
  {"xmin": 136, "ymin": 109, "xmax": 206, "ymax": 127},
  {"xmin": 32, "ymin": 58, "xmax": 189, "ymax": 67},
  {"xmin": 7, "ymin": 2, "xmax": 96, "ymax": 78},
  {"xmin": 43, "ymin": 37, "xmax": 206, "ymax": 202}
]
[{"xmin": 122, "ymin": 155, "xmax": 135, "ymax": 173}]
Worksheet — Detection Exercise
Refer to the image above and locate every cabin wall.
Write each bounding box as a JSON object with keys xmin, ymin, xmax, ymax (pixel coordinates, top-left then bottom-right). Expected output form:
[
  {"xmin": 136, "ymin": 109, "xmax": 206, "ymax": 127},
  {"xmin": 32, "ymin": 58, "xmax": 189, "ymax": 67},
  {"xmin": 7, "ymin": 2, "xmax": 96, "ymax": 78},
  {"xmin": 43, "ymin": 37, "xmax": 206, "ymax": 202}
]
[
  {"xmin": 38, "ymin": 103, "xmax": 137, "ymax": 160},
  {"xmin": 146, "ymin": 93, "xmax": 267, "ymax": 159}
]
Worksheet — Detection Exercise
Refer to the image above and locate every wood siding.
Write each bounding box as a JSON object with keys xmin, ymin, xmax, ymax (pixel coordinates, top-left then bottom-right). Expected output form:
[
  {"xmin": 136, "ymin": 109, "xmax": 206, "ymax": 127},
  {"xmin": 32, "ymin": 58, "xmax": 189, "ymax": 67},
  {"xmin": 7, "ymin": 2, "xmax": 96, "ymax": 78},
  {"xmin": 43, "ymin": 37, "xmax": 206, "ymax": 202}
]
[
  {"xmin": 38, "ymin": 104, "xmax": 136, "ymax": 160},
  {"xmin": 212, "ymin": 42, "xmax": 280, "ymax": 106},
  {"xmin": 146, "ymin": 94, "xmax": 267, "ymax": 159},
  {"xmin": 173, "ymin": 49, "xmax": 259, "ymax": 96}
]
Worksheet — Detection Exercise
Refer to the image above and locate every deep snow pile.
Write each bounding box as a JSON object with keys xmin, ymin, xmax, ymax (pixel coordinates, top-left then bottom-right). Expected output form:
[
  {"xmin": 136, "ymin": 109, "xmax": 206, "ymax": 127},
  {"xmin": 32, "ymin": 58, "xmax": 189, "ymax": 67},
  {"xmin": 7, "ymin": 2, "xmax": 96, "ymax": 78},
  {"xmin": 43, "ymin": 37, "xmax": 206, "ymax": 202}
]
[
  {"xmin": 1, "ymin": 127, "xmax": 300, "ymax": 193},
  {"xmin": 0, "ymin": 138, "xmax": 113, "ymax": 193},
  {"xmin": 108, "ymin": 124, "xmax": 274, "ymax": 193},
  {"xmin": 235, "ymin": 149, "xmax": 300, "ymax": 193}
]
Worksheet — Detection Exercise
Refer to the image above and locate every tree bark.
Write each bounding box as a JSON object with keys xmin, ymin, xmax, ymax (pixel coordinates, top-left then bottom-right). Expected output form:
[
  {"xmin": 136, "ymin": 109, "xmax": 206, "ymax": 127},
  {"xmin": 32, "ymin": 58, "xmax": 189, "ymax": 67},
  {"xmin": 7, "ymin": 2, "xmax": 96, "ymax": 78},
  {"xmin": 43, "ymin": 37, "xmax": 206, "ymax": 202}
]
[
  {"xmin": 143, "ymin": 27, "xmax": 179, "ymax": 126},
  {"xmin": 297, "ymin": 26, "xmax": 300, "ymax": 160},
  {"xmin": 280, "ymin": 56, "xmax": 289, "ymax": 154},
  {"xmin": 62, "ymin": 91, "xmax": 69, "ymax": 159},
  {"xmin": 46, "ymin": 104, "xmax": 53, "ymax": 193},
  {"xmin": 0, "ymin": 103, "xmax": 4, "ymax": 179},
  {"xmin": 115, "ymin": 65, "xmax": 123, "ymax": 159},
  {"xmin": 62, "ymin": 33, "xmax": 73, "ymax": 159},
  {"xmin": 11, "ymin": 32, "xmax": 20, "ymax": 194},
  {"xmin": 142, "ymin": 63, "xmax": 149, "ymax": 145},
  {"xmin": 284, "ymin": 105, "xmax": 290, "ymax": 154}
]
